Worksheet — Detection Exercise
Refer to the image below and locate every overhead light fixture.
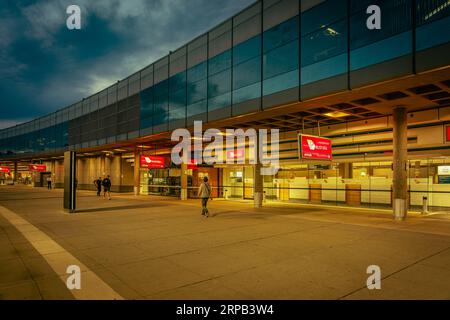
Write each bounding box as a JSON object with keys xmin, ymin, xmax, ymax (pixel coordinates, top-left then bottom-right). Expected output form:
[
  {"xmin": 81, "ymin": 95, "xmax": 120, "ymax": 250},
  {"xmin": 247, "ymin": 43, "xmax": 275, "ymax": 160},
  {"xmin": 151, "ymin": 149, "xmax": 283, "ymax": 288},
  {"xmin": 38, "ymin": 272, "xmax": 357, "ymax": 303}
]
[
  {"xmin": 325, "ymin": 28, "xmax": 339, "ymax": 36},
  {"xmin": 324, "ymin": 111, "xmax": 350, "ymax": 118},
  {"xmin": 113, "ymin": 149, "xmax": 127, "ymax": 152}
]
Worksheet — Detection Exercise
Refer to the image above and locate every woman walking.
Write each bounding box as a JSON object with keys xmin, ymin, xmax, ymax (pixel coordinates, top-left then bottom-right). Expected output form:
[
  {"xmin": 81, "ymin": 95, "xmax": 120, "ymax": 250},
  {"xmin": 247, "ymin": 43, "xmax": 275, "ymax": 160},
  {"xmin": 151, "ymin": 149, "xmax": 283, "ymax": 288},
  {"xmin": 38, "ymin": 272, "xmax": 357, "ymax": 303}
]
[{"xmin": 198, "ymin": 177, "xmax": 212, "ymax": 217}]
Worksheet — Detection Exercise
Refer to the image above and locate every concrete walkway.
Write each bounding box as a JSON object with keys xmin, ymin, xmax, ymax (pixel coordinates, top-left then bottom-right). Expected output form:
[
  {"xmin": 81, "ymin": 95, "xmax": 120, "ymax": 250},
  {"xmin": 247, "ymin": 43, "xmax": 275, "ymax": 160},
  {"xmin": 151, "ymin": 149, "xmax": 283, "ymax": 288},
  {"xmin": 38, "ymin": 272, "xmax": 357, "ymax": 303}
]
[{"xmin": 0, "ymin": 185, "xmax": 449, "ymax": 300}]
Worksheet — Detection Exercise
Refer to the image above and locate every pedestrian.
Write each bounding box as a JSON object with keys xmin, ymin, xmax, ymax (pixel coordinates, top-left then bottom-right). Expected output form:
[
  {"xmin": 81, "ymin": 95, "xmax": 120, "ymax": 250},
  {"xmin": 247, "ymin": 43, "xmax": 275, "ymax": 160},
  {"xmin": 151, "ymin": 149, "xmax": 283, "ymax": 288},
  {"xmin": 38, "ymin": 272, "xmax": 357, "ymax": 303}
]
[
  {"xmin": 46, "ymin": 176, "xmax": 52, "ymax": 190},
  {"xmin": 94, "ymin": 177, "xmax": 102, "ymax": 196},
  {"xmin": 198, "ymin": 176, "xmax": 212, "ymax": 217},
  {"xmin": 102, "ymin": 175, "xmax": 112, "ymax": 200}
]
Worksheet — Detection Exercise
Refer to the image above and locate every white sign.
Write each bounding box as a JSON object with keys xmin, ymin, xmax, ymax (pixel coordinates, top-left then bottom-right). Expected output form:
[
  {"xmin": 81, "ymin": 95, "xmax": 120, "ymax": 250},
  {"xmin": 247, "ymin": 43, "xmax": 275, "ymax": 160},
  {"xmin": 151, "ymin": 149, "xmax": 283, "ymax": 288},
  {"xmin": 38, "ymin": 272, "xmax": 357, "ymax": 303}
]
[{"xmin": 438, "ymin": 166, "xmax": 450, "ymax": 175}]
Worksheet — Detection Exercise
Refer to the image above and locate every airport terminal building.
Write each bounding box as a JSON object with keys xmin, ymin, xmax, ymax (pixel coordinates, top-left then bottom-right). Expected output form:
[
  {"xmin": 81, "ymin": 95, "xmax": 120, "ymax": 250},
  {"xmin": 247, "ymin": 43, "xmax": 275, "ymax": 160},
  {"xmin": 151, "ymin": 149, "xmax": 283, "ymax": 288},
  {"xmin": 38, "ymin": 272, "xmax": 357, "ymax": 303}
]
[{"xmin": 1, "ymin": 0, "xmax": 449, "ymax": 215}]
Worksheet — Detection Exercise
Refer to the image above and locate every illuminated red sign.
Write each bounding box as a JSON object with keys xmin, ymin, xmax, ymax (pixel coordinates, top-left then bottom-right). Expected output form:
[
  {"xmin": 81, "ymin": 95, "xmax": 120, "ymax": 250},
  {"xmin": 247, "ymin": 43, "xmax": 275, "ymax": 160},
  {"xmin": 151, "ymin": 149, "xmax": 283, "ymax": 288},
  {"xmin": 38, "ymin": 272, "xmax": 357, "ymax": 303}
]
[
  {"xmin": 299, "ymin": 135, "xmax": 332, "ymax": 160},
  {"xmin": 0, "ymin": 166, "xmax": 10, "ymax": 173},
  {"xmin": 187, "ymin": 159, "xmax": 198, "ymax": 169},
  {"xmin": 227, "ymin": 149, "xmax": 245, "ymax": 159},
  {"xmin": 29, "ymin": 164, "xmax": 47, "ymax": 172},
  {"xmin": 446, "ymin": 126, "xmax": 450, "ymax": 142},
  {"xmin": 140, "ymin": 155, "xmax": 165, "ymax": 169}
]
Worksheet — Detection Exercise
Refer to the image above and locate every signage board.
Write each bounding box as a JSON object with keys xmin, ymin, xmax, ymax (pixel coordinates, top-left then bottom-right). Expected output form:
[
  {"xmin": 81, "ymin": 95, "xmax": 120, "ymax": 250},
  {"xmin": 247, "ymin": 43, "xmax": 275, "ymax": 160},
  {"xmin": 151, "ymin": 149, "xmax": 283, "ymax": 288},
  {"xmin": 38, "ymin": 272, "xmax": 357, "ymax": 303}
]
[
  {"xmin": 29, "ymin": 164, "xmax": 47, "ymax": 172},
  {"xmin": 0, "ymin": 166, "xmax": 10, "ymax": 173},
  {"xmin": 140, "ymin": 155, "xmax": 165, "ymax": 169},
  {"xmin": 299, "ymin": 134, "xmax": 332, "ymax": 160},
  {"xmin": 226, "ymin": 149, "xmax": 245, "ymax": 159},
  {"xmin": 438, "ymin": 166, "xmax": 450, "ymax": 176},
  {"xmin": 187, "ymin": 159, "xmax": 198, "ymax": 169}
]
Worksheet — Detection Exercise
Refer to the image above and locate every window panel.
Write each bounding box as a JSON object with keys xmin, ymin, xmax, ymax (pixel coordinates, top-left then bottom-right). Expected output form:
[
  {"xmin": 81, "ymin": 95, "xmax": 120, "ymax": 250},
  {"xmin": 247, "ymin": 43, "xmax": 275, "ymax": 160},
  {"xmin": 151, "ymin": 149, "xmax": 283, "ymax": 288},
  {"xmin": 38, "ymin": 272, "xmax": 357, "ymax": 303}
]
[
  {"xmin": 350, "ymin": 0, "xmax": 412, "ymax": 70},
  {"xmin": 169, "ymin": 88, "xmax": 186, "ymax": 121},
  {"xmin": 233, "ymin": 35, "xmax": 261, "ymax": 65},
  {"xmin": 140, "ymin": 87, "xmax": 153, "ymax": 121},
  {"xmin": 208, "ymin": 92, "xmax": 231, "ymax": 111},
  {"xmin": 208, "ymin": 69, "xmax": 232, "ymax": 98},
  {"xmin": 263, "ymin": 69, "xmax": 299, "ymax": 96},
  {"xmin": 187, "ymin": 62, "xmax": 207, "ymax": 83},
  {"xmin": 209, "ymin": 50, "xmax": 232, "ymax": 76},
  {"xmin": 233, "ymin": 56, "xmax": 261, "ymax": 89},
  {"xmin": 187, "ymin": 79, "xmax": 207, "ymax": 104},
  {"xmin": 264, "ymin": 16, "xmax": 299, "ymax": 53},
  {"xmin": 416, "ymin": 0, "xmax": 450, "ymax": 51},
  {"xmin": 209, "ymin": 30, "xmax": 232, "ymax": 58},
  {"xmin": 301, "ymin": 0, "xmax": 348, "ymax": 84},
  {"xmin": 263, "ymin": 39, "xmax": 299, "ymax": 80},
  {"xmin": 263, "ymin": 0, "xmax": 299, "ymax": 31},
  {"xmin": 233, "ymin": 82, "xmax": 261, "ymax": 104},
  {"xmin": 187, "ymin": 100, "xmax": 207, "ymax": 118},
  {"xmin": 153, "ymin": 80, "xmax": 169, "ymax": 126},
  {"xmin": 169, "ymin": 71, "xmax": 186, "ymax": 91}
]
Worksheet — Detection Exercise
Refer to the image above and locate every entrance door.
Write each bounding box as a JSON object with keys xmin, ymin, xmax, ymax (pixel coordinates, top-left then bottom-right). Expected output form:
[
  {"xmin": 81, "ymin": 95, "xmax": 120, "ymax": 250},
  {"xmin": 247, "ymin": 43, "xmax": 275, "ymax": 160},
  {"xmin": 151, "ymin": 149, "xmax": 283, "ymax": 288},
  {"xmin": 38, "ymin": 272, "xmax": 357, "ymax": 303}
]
[{"xmin": 41, "ymin": 172, "xmax": 51, "ymax": 188}]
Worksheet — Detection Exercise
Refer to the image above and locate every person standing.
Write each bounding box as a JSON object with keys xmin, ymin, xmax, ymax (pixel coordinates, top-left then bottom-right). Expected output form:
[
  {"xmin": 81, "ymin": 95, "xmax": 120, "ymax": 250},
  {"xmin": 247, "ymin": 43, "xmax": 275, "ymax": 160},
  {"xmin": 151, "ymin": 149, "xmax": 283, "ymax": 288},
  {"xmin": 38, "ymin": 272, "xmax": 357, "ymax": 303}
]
[
  {"xmin": 198, "ymin": 177, "xmax": 212, "ymax": 217},
  {"xmin": 46, "ymin": 176, "xmax": 52, "ymax": 190},
  {"xmin": 94, "ymin": 177, "xmax": 102, "ymax": 197},
  {"xmin": 102, "ymin": 175, "xmax": 112, "ymax": 200}
]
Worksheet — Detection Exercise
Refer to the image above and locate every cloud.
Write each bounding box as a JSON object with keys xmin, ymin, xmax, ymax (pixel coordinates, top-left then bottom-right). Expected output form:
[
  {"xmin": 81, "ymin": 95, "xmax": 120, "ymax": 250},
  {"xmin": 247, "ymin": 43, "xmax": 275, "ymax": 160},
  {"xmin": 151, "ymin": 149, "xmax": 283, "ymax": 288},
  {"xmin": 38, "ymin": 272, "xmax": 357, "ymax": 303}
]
[
  {"xmin": 0, "ymin": 0, "xmax": 256, "ymax": 125},
  {"xmin": 20, "ymin": 0, "xmax": 67, "ymax": 47}
]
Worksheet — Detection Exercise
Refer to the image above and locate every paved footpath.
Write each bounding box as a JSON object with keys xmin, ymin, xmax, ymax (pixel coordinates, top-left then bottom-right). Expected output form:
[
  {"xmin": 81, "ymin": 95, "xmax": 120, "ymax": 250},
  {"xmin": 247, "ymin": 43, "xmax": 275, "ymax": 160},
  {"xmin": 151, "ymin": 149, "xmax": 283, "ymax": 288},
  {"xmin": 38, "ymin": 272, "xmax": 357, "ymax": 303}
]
[{"xmin": 0, "ymin": 185, "xmax": 449, "ymax": 300}]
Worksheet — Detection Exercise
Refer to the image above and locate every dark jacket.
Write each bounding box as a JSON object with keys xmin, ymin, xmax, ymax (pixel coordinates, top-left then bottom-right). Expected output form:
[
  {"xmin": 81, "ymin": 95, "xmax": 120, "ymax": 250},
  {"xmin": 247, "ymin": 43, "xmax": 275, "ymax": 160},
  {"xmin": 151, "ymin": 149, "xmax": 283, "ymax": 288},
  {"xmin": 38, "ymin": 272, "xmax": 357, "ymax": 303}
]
[{"xmin": 102, "ymin": 178, "xmax": 111, "ymax": 188}]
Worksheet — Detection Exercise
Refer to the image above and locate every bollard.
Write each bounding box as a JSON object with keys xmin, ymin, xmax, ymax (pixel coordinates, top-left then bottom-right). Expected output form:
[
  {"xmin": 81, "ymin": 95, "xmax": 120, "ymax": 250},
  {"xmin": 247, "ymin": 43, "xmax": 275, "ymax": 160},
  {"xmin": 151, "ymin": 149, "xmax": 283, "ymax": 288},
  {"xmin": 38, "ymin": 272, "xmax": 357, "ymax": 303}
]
[{"xmin": 422, "ymin": 196, "xmax": 429, "ymax": 215}]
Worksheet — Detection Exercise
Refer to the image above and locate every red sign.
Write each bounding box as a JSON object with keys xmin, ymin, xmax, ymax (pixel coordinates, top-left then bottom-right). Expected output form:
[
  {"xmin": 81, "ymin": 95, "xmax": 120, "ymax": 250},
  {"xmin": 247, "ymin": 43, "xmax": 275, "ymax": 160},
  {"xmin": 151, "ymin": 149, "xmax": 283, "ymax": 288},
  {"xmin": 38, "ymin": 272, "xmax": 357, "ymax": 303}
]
[
  {"xmin": 299, "ymin": 135, "xmax": 332, "ymax": 160},
  {"xmin": 0, "ymin": 166, "xmax": 10, "ymax": 173},
  {"xmin": 446, "ymin": 126, "xmax": 450, "ymax": 142},
  {"xmin": 187, "ymin": 159, "xmax": 198, "ymax": 169},
  {"xmin": 140, "ymin": 155, "xmax": 165, "ymax": 169},
  {"xmin": 227, "ymin": 149, "xmax": 245, "ymax": 159},
  {"xmin": 29, "ymin": 164, "xmax": 47, "ymax": 172}
]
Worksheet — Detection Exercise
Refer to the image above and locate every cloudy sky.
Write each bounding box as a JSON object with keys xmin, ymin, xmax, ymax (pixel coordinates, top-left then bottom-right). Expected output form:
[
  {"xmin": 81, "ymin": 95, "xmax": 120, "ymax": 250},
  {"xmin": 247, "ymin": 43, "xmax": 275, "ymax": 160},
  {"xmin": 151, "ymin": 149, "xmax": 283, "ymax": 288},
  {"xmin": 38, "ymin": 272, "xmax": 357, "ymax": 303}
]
[{"xmin": 0, "ymin": 0, "xmax": 255, "ymax": 129}]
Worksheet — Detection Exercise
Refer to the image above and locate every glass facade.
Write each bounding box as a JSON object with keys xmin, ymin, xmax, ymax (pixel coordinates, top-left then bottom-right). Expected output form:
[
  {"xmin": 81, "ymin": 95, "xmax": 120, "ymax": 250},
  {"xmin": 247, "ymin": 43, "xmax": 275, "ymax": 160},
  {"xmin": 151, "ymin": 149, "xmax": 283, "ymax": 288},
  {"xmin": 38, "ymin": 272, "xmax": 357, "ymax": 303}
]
[
  {"xmin": 301, "ymin": 0, "xmax": 348, "ymax": 84},
  {"xmin": 208, "ymin": 50, "xmax": 232, "ymax": 111},
  {"xmin": 350, "ymin": 0, "xmax": 412, "ymax": 71},
  {"xmin": 253, "ymin": 158, "xmax": 450, "ymax": 212},
  {"xmin": 263, "ymin": 16, "xmax": 299, "ymax": 96},
  {"xmin": 1, "ymin": 0, "xmax": 449, "ymax": 158}
]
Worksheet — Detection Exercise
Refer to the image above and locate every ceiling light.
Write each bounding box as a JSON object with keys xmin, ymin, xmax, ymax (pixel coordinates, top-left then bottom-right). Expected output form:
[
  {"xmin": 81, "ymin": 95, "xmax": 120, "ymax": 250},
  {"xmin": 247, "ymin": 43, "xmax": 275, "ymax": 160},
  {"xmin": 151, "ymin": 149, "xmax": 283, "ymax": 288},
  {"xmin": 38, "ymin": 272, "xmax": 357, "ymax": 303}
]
[{"xmin": 324, "ymin": 111, "xmax": 350, "ymax": 118}]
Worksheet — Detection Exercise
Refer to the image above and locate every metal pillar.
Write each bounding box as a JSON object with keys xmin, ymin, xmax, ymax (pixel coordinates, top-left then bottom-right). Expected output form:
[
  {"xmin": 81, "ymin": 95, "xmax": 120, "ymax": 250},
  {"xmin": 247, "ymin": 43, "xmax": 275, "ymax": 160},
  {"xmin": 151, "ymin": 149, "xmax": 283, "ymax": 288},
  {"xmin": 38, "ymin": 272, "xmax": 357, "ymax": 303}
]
[
  {"xmin": 134, "ymin": 149, "xmax": 140, "ymax": 196},
  {"xmin": 393, "ymin": 107, "xmax": 408, "ymax": 220},
  {"xmin": 254, "ymin": 162, "xmax": 263, "ymax": 208},
  {"xmin": 64, "ymin": 151, "xmax": 77, "ymax": 213}
]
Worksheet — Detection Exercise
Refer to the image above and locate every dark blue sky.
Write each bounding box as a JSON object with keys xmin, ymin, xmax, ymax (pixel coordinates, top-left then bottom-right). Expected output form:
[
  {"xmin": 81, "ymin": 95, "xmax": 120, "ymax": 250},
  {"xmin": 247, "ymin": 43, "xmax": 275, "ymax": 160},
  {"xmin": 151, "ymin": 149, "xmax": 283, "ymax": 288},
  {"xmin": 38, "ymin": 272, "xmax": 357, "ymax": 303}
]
[{"xmin": 0, "ymin": 0, "xmax": 254, "ymax": 129}]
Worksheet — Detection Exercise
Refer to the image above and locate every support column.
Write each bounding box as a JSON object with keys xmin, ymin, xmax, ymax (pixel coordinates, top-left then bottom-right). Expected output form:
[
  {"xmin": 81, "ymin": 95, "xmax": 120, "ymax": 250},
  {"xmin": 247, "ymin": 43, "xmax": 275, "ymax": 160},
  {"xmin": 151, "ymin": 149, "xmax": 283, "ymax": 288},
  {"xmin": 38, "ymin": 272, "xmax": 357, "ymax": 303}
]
[
  {"xmin": 393, "ymin": 106, "xmax": 408, "ymax": 220},
  {"xmin": 134, "ymin": 150, "xmax": 140, "ymax": 196},
  {"xmin": 254, "ymin": 162, "xmax": 263, "ymax": 208},
  {"xmin": 13, "ymin": 161, "xmax": 18, "ymax": 183},
  {"xmin": 181, "ymin": 162, "xmax": 188, "ymax": 200},
  {"xmin": 105, "ymin": 155, "xmax": 111, "ymax": 176},
  {"xmin": 100, "ymin": 156, "xmax": 106, "ymax": 176}
]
